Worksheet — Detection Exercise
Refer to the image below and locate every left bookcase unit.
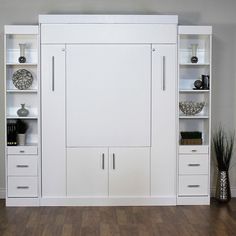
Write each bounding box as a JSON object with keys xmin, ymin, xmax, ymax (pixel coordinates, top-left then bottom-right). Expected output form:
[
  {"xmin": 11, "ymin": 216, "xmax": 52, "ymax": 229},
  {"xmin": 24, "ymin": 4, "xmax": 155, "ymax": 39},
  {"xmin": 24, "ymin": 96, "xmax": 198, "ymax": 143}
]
[{"xmin": 4, "ymin": 26, "xmax": 40, "ymax": 206}]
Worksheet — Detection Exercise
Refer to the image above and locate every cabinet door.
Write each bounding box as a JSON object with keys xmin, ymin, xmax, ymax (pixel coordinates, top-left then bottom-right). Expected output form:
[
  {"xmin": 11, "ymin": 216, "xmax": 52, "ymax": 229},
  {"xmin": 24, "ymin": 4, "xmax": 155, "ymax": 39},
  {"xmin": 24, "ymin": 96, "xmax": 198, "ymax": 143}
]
[
  {"xmin": 66, "ymin": 44, "xmax": 151, "ymax": 147},
  {"xmin": 151, "ymin": 45, "xmax": 177, "ymax": 196},
  {"xmin": 67, "ymin": 148, "xmax": 108, "ymax": 196},
  {"xmin": 109, "ymin": 148, "xmax": 150, "ymax": 196},
  {"xmin": 41, "ymin": 45, "xmax": 66, "ymax": 197}
]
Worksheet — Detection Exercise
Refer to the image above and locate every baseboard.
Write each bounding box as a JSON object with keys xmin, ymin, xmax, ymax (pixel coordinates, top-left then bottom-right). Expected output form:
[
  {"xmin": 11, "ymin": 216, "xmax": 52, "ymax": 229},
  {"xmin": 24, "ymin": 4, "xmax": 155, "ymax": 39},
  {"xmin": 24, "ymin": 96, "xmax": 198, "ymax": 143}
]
[
  {"xmin": 40, "ymin": 196, "xmax": 177, "ymax": 206},
  {"xmin": 211, "ymin": 187, "xmax": 236, "ymax": 197},
  {"xmin": 0, "ymin": 188, "xmax": 6, "ymax": 199}
]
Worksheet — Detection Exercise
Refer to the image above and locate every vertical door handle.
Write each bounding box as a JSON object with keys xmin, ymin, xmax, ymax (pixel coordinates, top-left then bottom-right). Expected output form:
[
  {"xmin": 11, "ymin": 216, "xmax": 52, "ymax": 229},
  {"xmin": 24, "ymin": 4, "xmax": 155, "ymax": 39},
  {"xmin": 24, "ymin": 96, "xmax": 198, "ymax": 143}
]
[
  {"xmin": 162, "ymin": 56, "xmax": 166, "ymax": 91},
  {"xmin": 112, "ymin": 153, "xmax": 115, "ymax": 170},
  {"xmin": 102, "ymin": 153, "xmax": 105, "ymax": 170},
  {"xmin": 52, "ymin": 56, "xmax": 55, "ymax": 91}
]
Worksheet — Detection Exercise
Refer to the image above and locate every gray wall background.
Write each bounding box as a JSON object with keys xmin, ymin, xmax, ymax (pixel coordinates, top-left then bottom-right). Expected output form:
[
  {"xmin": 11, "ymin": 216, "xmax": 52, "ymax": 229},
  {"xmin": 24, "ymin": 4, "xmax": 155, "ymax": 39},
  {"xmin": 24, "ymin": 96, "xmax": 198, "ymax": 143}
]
[{"xmin": 0, "ymin": 0, "xmax": 236, "ymax": 195}]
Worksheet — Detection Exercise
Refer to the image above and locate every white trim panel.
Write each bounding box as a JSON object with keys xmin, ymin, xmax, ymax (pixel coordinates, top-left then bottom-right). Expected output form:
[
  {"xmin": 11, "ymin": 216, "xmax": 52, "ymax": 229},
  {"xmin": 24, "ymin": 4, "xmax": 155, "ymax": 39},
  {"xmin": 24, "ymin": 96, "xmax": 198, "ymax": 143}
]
[
  {"xmin": 6, "ymin": 197, "xmax": 40, "ymax": 207},
  {"xmin": 40, "ymin": 196, "xmax": 177, "ymax": 206},
  {"xmin": 39, "ymin": 15, "xmax": 178, "ymax": 24},
  {"xmin": 179, "ymin": 26, "xmax": 212, "ymax": 35},
  {"xmin": 41, "ymin": 24, "xmax": 177, "ymax": 44},
  {"xmin": 4, "ymin": 25, "xmax": 38, "ymax": 34}
]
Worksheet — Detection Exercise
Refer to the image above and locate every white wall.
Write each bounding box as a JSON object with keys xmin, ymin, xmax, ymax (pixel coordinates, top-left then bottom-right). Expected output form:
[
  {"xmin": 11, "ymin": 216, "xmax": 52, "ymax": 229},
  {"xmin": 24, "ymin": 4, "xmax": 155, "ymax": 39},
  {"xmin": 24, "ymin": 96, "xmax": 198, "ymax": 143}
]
[{"xmin": 1, "ymin": 0, "xmax": 236, "ymax": 197}]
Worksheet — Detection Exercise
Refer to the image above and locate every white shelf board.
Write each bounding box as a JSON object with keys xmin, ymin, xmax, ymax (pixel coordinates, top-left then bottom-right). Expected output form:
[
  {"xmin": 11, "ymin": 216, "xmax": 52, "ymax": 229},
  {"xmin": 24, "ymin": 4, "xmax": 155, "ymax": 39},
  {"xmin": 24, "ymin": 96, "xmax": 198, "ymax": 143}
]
[
  {"xmin": 179, "ymin": 115, "xmax": 209, "ymax": 119},
  {"xmin": 6, "ymin": 116, "xmax": 38, "ymax": 120},
  {"xmin": 179, "ymin": 90, "xmax": 210, "ymax": 93},
  {"xmin": 7, "ymin": 89, "xmax": 38, "ymax": 93},
  {"xmin": 179, "ymin": 63, "xmax": 210, "ymax": 66},
  {"xmin": 6, "ymin": 63, "xmax": 38, "ymax": 66}
]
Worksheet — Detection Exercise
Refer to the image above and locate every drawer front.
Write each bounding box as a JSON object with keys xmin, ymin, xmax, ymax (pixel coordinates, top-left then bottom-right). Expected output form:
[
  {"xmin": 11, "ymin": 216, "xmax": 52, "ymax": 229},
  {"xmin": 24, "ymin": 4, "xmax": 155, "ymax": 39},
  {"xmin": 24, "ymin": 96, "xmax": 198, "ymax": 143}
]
[
  {"xmin": 179, "ymin": 175, "xmax": 208, "ymax": 196},
  {"xmin": 8, "ymin": 177, "xmax": 38, "ymax": 197},
  {"xmin": 179, "ymin": 155, "xmax": 208, "ymax": 175},
  {"xmin": 7, "ymin": 146, "xmax": 38, "ymax": 155},
  {"xmin": 179, "ymin": 145, "xmax": 208, "ymax": 154},
  {"xmin": 8, "ymin": 156, "xmax": 38, "ymax": 176}
]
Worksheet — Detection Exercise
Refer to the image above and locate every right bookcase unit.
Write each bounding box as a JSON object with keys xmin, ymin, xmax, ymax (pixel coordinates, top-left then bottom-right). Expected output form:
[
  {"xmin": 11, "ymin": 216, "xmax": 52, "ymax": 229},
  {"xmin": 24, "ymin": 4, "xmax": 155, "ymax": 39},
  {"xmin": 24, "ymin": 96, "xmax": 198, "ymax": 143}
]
[{"xmin": 178, "ymin": 26, "xmax": 212, "ymax": 205}]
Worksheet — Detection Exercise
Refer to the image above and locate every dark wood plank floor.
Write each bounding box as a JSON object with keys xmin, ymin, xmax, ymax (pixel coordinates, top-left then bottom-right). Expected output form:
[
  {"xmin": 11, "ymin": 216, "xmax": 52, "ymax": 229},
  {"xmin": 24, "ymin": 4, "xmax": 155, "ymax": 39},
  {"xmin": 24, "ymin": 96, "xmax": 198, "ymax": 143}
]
[{"xmin": 1, "ymin": 199, "xmax": 236, "ymax": 236}]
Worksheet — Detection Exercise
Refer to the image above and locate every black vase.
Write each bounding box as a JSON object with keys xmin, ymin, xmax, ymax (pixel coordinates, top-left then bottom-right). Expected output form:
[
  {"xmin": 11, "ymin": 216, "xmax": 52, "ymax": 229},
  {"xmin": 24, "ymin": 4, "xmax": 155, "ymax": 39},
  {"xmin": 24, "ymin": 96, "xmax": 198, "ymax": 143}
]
[{"xmin": 215, "ymin": 170, "xmax": 231, "ymax": 203}]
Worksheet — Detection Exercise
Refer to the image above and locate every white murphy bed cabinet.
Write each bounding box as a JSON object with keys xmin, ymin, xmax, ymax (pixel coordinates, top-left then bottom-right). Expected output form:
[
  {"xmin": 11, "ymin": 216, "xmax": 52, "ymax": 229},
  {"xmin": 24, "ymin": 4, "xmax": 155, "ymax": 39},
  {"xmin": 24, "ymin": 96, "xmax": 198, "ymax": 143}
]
[
  {"xmin": 4, "ymin": 15, "xmax": 211, "ymax": 206},
  {"xmin": 40, "ymin": 15, "xmax": 177, "ymax": 206}
]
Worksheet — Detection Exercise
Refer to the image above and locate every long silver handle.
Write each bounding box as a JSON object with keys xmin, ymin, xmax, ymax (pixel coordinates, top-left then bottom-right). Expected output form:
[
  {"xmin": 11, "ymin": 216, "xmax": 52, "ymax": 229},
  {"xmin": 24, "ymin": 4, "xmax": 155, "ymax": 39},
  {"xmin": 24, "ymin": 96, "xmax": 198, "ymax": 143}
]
[
  {"xmin": 52, "ymin": 56, "xmax": 55, "ymax": 91},
  {"xmin": 187, "ymin": 185, "xmax": 200, "ymax": 188},
  {"xmin": 17, "ymin": 186, "xmax": 29, "ymax": 189},
  {"xmin": 113, "ymin": 153, "xmax": 115, "ymax": 170},
  {"xmin": 102, "ymin": 153, "xmax": 105, "ymax": 170},
  {"xmin": 188, "ymin": 164, "xmax": 200, "ymax": 167},
  {"xmin": 162, "ymin": 56, "xmax": 166, "ymax": 91},
  {"xmin": 16, "ymin": 165, "xmax": 29, "ymax": 168}
]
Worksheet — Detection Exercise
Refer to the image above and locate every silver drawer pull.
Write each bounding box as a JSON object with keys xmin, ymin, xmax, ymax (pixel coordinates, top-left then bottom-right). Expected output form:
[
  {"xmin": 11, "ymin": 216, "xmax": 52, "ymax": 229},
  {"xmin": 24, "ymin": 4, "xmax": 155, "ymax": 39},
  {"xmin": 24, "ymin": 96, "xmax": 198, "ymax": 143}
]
[
  {"xmin": 191, "ymin": 150, "xmax": 197, "ymax": 152},
  {"xmin": 188, "ymin": 185, "xmax": 200, "ymax": 188},
  {"xmin": 188, "ymin": 164, "xmax": 200, "ymax": 167},
  {"xmin": 19, "ymin": 150, "xmax": 25, "ymax": 153},
  {"xmin": 17, "ymin": 186, "xmax": 29, "ymax": 189},
  {"xmin": 16, "ymin": 165, "xmax": 29, "ymax": 168}
]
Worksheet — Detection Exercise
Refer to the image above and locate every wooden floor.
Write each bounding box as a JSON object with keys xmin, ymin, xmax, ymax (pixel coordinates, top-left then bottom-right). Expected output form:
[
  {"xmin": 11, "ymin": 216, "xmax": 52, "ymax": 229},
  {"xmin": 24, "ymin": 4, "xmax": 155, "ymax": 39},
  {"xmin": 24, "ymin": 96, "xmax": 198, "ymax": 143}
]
[{"xmin": 1, "ymin": 199, "xmax": 236, "ymax": 236}]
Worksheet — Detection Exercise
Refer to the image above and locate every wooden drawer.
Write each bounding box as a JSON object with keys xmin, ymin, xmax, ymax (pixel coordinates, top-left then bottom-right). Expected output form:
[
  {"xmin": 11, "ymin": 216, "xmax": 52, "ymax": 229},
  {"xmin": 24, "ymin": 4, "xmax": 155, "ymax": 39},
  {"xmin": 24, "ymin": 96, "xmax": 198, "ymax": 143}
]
[
  {"xmin": 179, "ymin": 175, "xmax": 208, "ymax": 196},
  {"xmin": 7, "ymin": 146, "xmax": 38, "ymax": 155},
  {"xmin": 179, "ymin": 145, "xmax": 208, "ymax": 154},
  {"xmin": 8, "ymin": 155, "xmax": 38, "ymax": 176},
  {"xmin": 8, "ymin": 177, "xmax": 38, "ymax": 198},
  {"xmin": 179, "ymin": 155, "xmax": 208, "ymax": 175}
]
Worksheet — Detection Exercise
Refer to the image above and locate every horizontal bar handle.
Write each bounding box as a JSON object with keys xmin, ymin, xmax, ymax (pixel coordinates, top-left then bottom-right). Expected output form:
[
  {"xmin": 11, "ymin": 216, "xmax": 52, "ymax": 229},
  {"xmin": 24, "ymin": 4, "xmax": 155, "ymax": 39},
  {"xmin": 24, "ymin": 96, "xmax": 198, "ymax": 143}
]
[
  {"xmin": 16, "ymin": 165, "xmax": 29, "ymax": 168},
  {"xmin": 17, "ymin": 186, "xmax": 29, "ymax": 189},
  {"xmin": 187, "ymin": 185, "xmax": 200, "ymax": 188},
  {"xmin": 19, "ymin": 150, "xmax": 25, "ymax": 153},
  {"xmin": 191, "ymin": 150, "xmax": 197, "ymax": 152},
  {"xmin": 188, "ymin": 164, "xmax": 200, "ymax": 167}
]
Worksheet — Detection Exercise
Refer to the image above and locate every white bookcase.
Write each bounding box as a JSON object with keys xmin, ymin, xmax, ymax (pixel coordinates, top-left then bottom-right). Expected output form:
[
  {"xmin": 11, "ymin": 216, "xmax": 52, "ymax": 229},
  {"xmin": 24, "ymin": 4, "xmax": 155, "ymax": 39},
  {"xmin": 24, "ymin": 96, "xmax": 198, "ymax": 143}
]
[
  {"xmin": 177, "ymin": 26, "xmax": 212, "ymax": 205},
  {"xmin": 4, "ymin": 25, "xmax": 40, "ymax": 206}
]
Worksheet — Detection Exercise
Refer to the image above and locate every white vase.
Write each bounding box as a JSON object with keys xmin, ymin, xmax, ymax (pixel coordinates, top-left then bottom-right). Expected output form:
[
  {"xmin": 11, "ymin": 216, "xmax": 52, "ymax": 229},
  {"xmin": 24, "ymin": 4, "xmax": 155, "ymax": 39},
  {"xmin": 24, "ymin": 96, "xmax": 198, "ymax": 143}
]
[{"xmin": 17, "ymin": 133, "xmax": 26, "ymax": 146}]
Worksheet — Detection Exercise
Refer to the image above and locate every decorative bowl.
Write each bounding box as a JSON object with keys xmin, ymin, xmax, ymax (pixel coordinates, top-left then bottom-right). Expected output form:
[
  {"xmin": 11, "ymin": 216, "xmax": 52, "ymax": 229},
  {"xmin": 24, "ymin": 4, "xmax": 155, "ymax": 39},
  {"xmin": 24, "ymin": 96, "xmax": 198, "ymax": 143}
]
[{"xmin": 179, "ymin": 101, "xmax": 205, "ymax": 116}]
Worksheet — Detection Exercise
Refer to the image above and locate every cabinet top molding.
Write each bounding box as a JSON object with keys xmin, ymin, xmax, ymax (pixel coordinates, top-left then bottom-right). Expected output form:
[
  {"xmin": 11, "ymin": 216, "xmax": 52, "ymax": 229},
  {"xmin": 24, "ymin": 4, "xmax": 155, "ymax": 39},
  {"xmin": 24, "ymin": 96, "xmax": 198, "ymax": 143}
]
[{"xmin": 39, "ymin": 14, "xmax": 178, "ymax": 24}]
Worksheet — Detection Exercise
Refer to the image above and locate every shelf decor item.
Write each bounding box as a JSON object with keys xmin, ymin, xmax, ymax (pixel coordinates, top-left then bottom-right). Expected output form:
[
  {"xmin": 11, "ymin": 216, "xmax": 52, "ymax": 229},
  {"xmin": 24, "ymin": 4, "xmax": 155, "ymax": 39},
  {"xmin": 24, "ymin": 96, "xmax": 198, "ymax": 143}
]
[
  {"xmin": 213, "ymin": 126, "xmax": 234, "ymax": 203},
  {"xmin": 7, "ymin": 121, "xmax": 17, "ymax": 146},
  {"xmin": 202, "ymin": 75, "xmax": 210, "ymax": 89},
  {"xmin": 18, "ymin": 43, "xmax": 27, "ymax": 63},
  {"xmin": 12, "ymin": 69, "xmax": 33, "ymax": 90},
  {"xmin": 179, "ymin": 101, "xmax": 205, "ymax": 116},
  {"xmin": 16, "ymin": 119, "xmax": 28, "ymax": 146},
  {"xmin": 17, "ymin": 104, "xmax": 29, "ymax": 117},
  {"xmin": 194, "ymin": 79, "xmax": 203, "ymax": 90},
  {"xmin": 190, "ymin": 44, "xmax": 198, "ymax": 63},
  {"xmin": 180, "ymin": 131, "xmax": 202, "ymax": 145}
]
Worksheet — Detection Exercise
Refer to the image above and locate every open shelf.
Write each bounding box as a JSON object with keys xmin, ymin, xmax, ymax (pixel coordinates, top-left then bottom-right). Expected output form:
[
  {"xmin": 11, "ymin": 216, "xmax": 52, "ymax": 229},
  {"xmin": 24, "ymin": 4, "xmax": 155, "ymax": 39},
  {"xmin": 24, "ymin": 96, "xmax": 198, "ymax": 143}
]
[
  {"xmin": 7, "ymin": 89, "xmax": 38, "ymax": 93},
  {"xmin": 7, "ymin": 116, "xmax": 38, "ymax": 120},
  {"xmin": 179, "ymin": 115, "xmax": 209, "ymax": 119}
]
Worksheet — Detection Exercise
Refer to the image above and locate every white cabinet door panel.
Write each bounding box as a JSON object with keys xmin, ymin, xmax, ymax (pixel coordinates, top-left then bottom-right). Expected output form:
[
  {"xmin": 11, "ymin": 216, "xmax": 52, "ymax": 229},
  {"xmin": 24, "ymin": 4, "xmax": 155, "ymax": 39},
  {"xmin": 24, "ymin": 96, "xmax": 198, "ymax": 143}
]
[
  {"xmin": 41, "ymin": 45, "xmax": 66, "ymax": 197},
  {"xmin": 66, "ymin": 44, "xmax": 151, "ymax": 147},
  {"xmin": 109, "ymin": 148, "xmax": 150, "ymax": 196},
  {"xmin": 151, "ymin": 45, "xmax": 177, "ymax": 197},
  {"xmin": 67, "ymin": 148, "xmax": 108, "ymax": 196}
]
